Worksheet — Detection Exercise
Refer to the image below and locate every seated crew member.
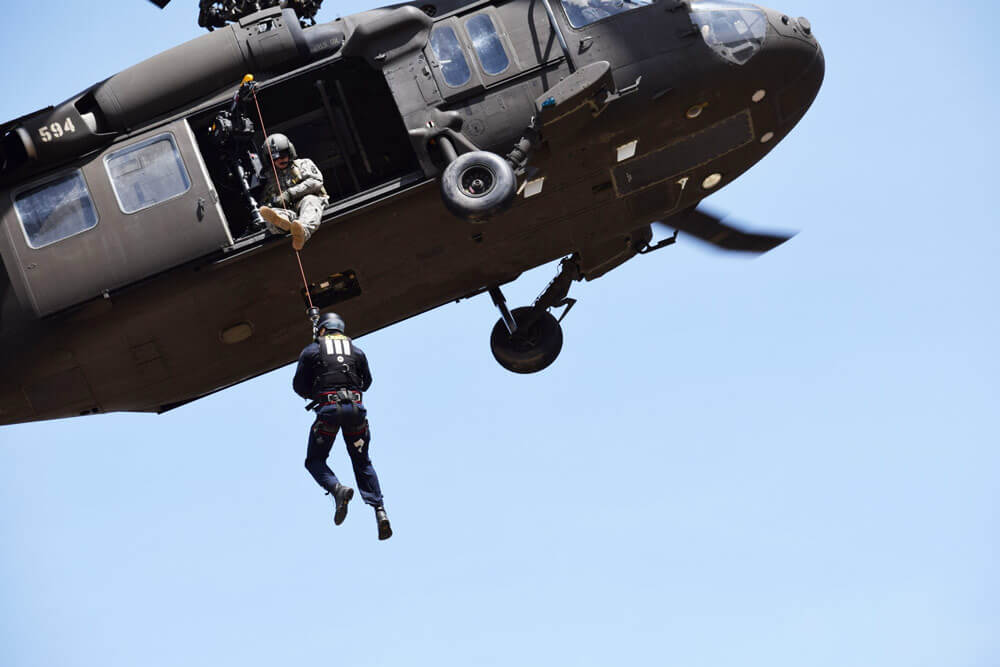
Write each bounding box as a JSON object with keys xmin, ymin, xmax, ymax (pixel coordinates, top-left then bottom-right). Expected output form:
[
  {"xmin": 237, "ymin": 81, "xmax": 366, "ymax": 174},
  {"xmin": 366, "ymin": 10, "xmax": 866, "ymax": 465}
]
[
  {"xmin": 258, "ymin": 133, "xmax": 329, "ymax": 251},
  {"xmin": 293, "ymin": 312, "xmax": 392, "ymax": 540}
]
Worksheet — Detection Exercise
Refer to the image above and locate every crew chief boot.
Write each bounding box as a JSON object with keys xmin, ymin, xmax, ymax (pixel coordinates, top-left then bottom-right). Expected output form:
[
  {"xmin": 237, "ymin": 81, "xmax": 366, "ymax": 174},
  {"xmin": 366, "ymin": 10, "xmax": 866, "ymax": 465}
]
[
  {"xmin": 332, "ymin": 483, "xmax": 354, "ymax": 526},
  {"xmin": 289, "ymin": 220, "xmax": 307, "ymax": 251},
  {"xmin": 259, "ymin": 206, "xmax": 291, "ymax": 231},
  {"xmin": 375, "ymin": 506, "xmax": 392, "ymax": 541}
]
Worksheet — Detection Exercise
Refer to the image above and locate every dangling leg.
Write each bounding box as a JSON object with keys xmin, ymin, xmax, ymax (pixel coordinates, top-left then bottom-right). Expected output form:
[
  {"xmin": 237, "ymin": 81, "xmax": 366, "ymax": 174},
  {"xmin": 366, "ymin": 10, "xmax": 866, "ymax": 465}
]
[
  {"xmin": 342, "ymin": 412, "xmax": 384, "ymax": 508},
  {"xmin": 260, "ymin": 206, "xmax": 295, "ymax": 234},
  {"xmin": 304, "ymin": 415, "xmax": 354, "ymax": 525},
  {"xmin": 343, "ymin": 405, "xmax": 391, "ymax": 540},
  {"xmin": 289, "ymin": 195, "xmax": 326, "ymax": 251}
]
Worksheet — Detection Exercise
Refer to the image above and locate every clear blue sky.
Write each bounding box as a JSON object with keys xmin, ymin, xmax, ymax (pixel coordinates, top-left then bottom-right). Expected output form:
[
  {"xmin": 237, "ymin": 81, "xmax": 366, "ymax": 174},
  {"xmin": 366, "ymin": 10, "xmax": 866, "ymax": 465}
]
[{"xmin": 2, "ymin": 1, "xmax": 997, "ymax": 666}]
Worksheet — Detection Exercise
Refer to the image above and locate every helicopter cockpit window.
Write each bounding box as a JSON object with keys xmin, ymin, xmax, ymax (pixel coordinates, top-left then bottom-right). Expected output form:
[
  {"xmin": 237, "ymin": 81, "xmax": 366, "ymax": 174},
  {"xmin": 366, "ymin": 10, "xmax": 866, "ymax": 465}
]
[
  {"xmin": 689, "ymin": 1, "xmax": 767, "ymax": 65},
  {"xmin": 14, "ymin": 171, "xmax": 99, "ymax": 249},
  {"xmin": 430, "ymin": 26, "xmax": 472, "ymax": 87},
  {"xmin": 104, "ymin": 133, "xmax": 191, "ymax": 214},
  {"xmin": 465, "ymin": 14, "xmax": 509, "ymax": 76},
  {"xmin": 559, "ymin": 0, "xmax": 652, "ymax": 29}
]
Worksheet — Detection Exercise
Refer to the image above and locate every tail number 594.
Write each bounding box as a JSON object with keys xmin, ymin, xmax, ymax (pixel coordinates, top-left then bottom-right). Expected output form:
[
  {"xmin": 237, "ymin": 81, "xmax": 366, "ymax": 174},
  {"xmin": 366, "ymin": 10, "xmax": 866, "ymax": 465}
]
[{"xmin": 38, "ymin": 118, "xmax": 77, "ymax": 143}]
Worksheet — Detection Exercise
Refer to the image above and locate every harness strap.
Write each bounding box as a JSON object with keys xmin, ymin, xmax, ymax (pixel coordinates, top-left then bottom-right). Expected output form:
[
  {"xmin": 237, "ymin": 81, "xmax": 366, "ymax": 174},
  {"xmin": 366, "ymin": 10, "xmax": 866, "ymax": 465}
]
[
  {"xmin": 318, "ymin": 389, "xmax": 362, "ymax": 405},
  {"xmin": 344, "ymin": 421, "xmax": 369, "ymax": 438}
]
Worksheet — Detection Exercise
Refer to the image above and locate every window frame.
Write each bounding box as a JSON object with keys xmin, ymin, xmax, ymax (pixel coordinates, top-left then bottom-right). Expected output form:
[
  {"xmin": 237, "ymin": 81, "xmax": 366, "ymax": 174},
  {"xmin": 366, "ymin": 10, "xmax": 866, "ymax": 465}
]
[
  {"xmin": 12, "ymin": 168, "xmax": 100, "ymax": 250},
  {"xmin": 462, "ymin": 11, "xmax": 512, "ymax": 78},
  {"xmin": 426, "ymin": 11, "xmax": 521, "ymax": 100},
  {"xmin": 428, "ymin": 21, "xmax": 476, "ymax": 90},
  {"xmin": 103, "ymin": 131, "xmax": 192, "ymax": 216},
  {"xmin": 689, "ymin": 4, "xmax": 768, "ymax": 66},
  {"xmin": 558, "ymin": 0, "xmax": 655, "ymax": 30}
]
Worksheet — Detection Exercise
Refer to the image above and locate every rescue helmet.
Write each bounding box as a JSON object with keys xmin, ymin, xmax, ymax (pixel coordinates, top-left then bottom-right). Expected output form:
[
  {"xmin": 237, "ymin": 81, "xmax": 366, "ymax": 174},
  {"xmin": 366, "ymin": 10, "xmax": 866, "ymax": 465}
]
[
  {"xmin": 265, "ymin": 133, "xmax": 297, "ymax": 161},
  {"xmin": 317, "ymin": 312, "xmax": 345, "ymax": 335}
]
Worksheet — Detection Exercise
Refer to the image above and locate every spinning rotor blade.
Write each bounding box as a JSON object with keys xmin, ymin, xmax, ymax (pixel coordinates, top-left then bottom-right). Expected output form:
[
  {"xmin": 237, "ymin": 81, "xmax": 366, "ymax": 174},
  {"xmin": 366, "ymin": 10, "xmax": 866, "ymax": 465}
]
[{"xmin": 656, "ymin": 206, "xmax": 794, "ymax": 253}]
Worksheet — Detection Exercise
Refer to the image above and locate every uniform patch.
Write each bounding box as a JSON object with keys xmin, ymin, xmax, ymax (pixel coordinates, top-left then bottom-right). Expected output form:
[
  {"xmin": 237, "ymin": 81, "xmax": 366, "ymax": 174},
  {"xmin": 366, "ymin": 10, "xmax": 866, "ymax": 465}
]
[{"xmin": 353, "ymin": 438, "xmax": 365, "ymax": 451}]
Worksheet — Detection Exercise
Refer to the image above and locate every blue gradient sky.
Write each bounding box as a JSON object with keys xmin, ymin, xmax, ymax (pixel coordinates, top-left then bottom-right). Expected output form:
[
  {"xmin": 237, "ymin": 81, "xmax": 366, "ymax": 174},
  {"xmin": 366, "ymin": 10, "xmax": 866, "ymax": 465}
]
[{"xmin": 1, "ymin": 1, "xmax": 997, "ymax": 666}]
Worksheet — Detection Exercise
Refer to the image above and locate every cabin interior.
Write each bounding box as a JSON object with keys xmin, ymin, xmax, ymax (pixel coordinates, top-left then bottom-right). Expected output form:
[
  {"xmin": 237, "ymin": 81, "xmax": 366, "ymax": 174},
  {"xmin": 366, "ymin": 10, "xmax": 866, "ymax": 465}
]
[{"xmin": 191, "ymin": 56, "xmax": 420, "ymax": 241}]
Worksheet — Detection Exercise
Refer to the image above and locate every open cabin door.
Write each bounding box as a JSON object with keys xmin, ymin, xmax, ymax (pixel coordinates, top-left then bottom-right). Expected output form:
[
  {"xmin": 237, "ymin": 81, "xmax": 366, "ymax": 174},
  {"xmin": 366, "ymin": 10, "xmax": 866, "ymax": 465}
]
[{"xmin": 0, "ymin": 119, "xmax": 231, "ymax": 317}]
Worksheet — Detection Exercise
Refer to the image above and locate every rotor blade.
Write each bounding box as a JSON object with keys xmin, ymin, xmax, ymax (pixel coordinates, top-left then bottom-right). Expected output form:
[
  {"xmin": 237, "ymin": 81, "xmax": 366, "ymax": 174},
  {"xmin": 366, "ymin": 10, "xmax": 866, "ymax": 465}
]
[
  {"xmin": 657, "ymin": 206, "xmax": 795, "ymax": 253},
  {"xmin": 147, "ymin": 0, "xmax": 171, "ymax": 8}
]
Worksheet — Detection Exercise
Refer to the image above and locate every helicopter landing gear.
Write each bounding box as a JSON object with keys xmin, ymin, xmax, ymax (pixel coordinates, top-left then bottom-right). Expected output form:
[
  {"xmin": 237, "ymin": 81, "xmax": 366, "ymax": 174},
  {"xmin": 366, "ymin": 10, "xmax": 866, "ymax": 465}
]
[
  {"xmin": 489, "ymin": 305, "xmax": 563, "ymax": 374},
  {"xmin": 440, "ymin": 149, "xmax": 517, "ymax": 223},
  {"xmin": 487, "ymin": 256, "xmax": 582, "ymax": 374}
]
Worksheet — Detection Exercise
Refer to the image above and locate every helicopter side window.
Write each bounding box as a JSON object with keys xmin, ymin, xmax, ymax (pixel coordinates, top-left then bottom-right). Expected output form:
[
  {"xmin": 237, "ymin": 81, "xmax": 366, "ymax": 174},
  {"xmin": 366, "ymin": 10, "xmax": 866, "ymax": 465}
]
[
  {"xmin": 13, "ymin": 171, "xmax": 99, "ymax": 249},
  {"xmin": 465, "ymin": 14, "xmax": 509, "ymax": 76},
  {"xmin": 689, "ymin": 2, "xmax": 767, "ymax": 65},
  {"xmin": 559, "ymin": 0, "xmax": 653, "ymax": 29},
  {"xmin": 104, "ymin": 133, "xmax": 191, "ymax": 214},
  {"xmin": 430, "ymin": 26, "xmax": 472, "ymax": 88}
]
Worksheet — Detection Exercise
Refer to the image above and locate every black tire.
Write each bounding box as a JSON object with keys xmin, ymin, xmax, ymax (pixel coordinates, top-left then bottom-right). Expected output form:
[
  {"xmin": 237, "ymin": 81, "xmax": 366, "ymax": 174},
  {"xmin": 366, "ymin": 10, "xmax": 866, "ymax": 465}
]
[
  {"xmin": 490, "ymin": 306, "xmax": 563, "ymax": 374},
  {"xmin": 440, "ymin": 150, "xmax": 516, "ymax": 222}
]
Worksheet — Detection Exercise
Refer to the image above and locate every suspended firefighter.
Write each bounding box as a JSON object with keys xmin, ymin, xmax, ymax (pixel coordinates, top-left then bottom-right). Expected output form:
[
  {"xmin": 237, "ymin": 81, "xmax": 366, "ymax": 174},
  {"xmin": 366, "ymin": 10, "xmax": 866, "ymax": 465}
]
[{"xmin": 293, "ymin": 312, "xmax": 392, "ymax": 540}]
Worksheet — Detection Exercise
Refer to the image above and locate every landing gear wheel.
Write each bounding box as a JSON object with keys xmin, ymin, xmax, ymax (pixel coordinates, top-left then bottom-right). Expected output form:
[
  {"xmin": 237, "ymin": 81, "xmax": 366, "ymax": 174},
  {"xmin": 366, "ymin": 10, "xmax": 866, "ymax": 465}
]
[
  {"xmin": 490, "ymin": 307, "xmax": 564, "ymax": 374},
  {"xmin": 440, "ymin": 150, "xmax": 516, "ymax": 222}
]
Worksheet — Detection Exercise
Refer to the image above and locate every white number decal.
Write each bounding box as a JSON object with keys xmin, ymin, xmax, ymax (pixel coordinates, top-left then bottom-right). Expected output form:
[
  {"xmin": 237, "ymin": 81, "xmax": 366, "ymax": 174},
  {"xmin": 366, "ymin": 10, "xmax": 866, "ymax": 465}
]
[{"xmin": 37, "ymin": 117, "xmax": 77, "ymax": 143}]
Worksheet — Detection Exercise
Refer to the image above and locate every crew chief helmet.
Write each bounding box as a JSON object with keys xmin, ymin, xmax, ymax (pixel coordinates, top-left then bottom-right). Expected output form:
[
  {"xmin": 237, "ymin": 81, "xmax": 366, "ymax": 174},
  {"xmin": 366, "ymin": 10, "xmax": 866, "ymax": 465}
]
[{"xmin": 265, "ymin": 133, "xmax": 297, "ymax": 160}]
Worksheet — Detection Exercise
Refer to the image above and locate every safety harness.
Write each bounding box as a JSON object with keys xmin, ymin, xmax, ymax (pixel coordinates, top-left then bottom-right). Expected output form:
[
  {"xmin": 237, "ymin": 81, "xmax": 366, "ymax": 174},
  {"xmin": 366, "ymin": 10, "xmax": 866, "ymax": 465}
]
[{"xmin": 318, "ymin": 389, "xmax": 362, "ymax": 405}]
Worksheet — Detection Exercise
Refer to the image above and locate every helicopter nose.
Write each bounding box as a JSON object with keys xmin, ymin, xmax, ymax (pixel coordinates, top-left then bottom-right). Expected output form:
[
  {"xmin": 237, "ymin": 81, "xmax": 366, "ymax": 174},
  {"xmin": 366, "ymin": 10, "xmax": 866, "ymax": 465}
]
[{"xmin": 759, "ymin": 8, "xmax": 825, "ymax": 126}]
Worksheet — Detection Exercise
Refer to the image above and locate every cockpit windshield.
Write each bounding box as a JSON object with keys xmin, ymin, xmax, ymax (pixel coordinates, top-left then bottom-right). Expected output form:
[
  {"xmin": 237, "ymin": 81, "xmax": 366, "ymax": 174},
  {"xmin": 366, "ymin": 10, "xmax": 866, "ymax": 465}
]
[
  {"xmin": 560, "ymin": 0, "xmax": 653, "ymax": 29},
  {"xmin": 690, "ymin": 1, "xmax": 767, "ymax": 65}
]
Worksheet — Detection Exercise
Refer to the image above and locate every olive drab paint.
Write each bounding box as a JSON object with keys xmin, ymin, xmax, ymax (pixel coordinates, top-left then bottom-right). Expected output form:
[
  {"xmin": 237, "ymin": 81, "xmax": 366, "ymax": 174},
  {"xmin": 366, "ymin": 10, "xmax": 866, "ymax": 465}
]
[{"xmin": 0, "ymin": 0, "xmax": 823, "ymax": 425}]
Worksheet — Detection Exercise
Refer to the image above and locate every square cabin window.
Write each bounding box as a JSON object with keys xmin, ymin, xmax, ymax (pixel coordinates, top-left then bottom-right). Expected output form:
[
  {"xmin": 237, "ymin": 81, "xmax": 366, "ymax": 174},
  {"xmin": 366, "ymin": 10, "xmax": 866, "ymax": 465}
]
[
  {"xmin": 430, "ymin": 25, "xmax": 472, "ymax": 87},
  {"xmin": 14, "ymin": 170, "xmax": 99, "ymax": 249},
  {"xmin": 465, "ymin": 14, "xmax": 509, "ymax": 76},
  {"xmin": 105, "ymin": 133, "xmax": 191, "ymax": 214}
]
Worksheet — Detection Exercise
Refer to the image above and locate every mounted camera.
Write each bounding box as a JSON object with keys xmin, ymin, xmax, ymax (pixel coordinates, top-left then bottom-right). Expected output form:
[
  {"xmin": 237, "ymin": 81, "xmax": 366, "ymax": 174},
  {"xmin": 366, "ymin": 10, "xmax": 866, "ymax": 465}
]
[{"xmin": 205, "ymin": 78, "xmax": 266, "ymax": 232}]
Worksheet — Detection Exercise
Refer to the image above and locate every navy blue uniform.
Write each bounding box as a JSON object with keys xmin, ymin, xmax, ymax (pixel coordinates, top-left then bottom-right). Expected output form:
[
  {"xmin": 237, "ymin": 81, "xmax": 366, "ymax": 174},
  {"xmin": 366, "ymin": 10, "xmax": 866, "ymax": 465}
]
[{"xmin": 293, "ymin": 333, "xmax": 384, "ymax": 508}]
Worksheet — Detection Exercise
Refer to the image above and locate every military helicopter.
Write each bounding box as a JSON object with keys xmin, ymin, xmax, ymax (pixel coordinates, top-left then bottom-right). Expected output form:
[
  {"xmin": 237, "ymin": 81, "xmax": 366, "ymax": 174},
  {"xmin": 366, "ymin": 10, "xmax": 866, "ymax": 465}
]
[{"xmin": 0, "ymin": 0, "xmax": 824, "ymax": 426}]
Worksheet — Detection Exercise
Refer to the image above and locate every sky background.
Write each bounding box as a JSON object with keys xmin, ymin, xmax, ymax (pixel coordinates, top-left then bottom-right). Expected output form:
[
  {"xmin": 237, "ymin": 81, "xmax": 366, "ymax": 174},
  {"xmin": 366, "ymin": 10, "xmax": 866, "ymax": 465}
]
[{"xmin": 1, "ymin": 1, "xmax": 998, "ymax": 666}]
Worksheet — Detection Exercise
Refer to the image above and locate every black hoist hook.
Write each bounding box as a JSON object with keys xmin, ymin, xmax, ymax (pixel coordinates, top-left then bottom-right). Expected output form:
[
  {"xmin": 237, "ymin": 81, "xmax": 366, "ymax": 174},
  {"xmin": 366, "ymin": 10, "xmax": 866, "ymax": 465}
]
[{"xmin": 308, "ymin": 306, "xmax": 321, "ymax": 337}]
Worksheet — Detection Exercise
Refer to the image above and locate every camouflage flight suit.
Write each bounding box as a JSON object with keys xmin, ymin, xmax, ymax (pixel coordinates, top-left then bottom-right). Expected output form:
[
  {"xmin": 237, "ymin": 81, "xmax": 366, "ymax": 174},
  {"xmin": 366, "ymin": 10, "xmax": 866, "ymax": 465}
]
[{"xmin": 260, "ymin": 158, "xmax": 329, "ymax": 244}]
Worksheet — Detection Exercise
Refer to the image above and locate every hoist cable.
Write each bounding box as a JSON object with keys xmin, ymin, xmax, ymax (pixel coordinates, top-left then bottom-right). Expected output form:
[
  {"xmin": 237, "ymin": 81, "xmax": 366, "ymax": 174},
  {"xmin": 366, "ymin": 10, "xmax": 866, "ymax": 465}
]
[{"xmin": 249, "ymin": 82, "xmax": 316, "ymax": 312}]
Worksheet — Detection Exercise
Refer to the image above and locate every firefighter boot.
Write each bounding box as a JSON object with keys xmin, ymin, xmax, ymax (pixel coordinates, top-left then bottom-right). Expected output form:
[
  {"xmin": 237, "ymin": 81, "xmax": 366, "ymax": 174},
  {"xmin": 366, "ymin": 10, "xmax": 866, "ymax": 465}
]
[
  {"xmin": 375, "ymin": 506, "xmax": 392, "ymax": 541},
  {"xmin": 259, "ymin": 206, "xmax": 291, "ymax": 231},
  {"xmin": 332, "ymin": 483, "xmax": 354, "ymax": 526}
]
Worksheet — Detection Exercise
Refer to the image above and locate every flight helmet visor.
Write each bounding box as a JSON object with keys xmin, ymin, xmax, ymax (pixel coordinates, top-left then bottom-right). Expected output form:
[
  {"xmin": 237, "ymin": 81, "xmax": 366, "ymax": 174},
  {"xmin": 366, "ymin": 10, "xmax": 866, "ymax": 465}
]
[{"xmin": 265, "ymin": 133, "xmax": 297, "ymax": 161}]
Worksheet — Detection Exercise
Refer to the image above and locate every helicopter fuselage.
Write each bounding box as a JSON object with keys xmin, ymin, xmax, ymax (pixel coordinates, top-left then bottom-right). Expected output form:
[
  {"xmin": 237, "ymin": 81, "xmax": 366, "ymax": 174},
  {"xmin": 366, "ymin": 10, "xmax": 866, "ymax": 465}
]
[{"xmin": 0, "ymin": 0, "xmax": 823, "ymax": 425}]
